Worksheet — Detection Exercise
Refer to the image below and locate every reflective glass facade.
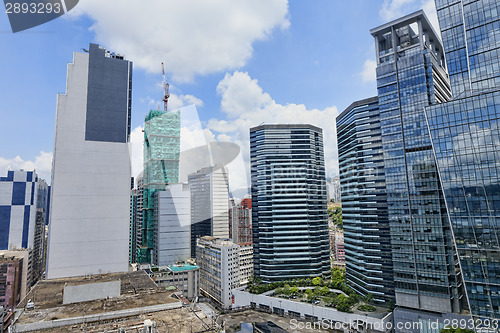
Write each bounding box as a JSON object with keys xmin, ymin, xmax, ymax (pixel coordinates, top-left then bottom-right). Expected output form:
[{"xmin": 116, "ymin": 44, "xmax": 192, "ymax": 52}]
[
  {"xmin": 371, "ymin": 11, "xmax": 464, "ymax": 313},
  {"xmin": 337, "ymin": 97, "xmax": 395, "ymax": 303},
  {"xmin": 250, "ymin": 124, "xmax": 330, "ymax": 282},
  {"xmin": 427, "ymin": 91, "xmax": 500, "ymax": 319},
  {"xmin": 423, "ymin": 0, "xmax": 500, "ymax": 320},
  {"xmin": 435, "ymin": 0, "xmax": 500, "ymax": 96}
]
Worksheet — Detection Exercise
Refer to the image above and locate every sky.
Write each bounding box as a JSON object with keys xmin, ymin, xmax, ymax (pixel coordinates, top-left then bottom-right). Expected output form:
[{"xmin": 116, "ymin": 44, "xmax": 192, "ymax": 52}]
[{"xmin": 0, "ymin": 0, "xmax": 440, "ymax": 190}]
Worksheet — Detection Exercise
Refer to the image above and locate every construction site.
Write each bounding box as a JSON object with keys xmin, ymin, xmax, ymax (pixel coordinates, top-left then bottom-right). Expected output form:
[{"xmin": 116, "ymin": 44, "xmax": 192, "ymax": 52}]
[{"xmin": 10, "ymin": 271, "xmax": 217, "ymax": 332}]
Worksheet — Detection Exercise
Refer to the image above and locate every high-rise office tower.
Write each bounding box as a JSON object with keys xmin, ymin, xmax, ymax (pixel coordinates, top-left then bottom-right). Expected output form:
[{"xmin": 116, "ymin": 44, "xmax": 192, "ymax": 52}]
[
  {"xmin": 250, "ymin": 124, "xmax": 330, "ymax": 282},
  {"xmin": 46, "ymin": 43, "xmax": 132, "ymax": 279},
  {"xmin": 188, "ymin": 165, "xmax": 229, "ymax": 258},
  {"xmin": 140, "ymin": 110, "xmax": 180, "ymax": 263},
  {"xmin": 152, "ymin": 183, "xmax": 191, "ymax": 266},
  {"xmin": 371, "ymin": 11, "xmax": 465, "ymax": 314},
  {"xmin": 337, "ymin": 97, "xmax": 395, "ymax": 303},
  {"xmin": 423, "ymin": 0, "xmax": 500, "ymax": 320}
]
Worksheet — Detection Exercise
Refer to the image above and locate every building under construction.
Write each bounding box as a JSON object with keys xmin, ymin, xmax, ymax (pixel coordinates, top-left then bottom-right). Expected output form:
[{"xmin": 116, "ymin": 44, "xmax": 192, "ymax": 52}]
[{"xmin": 138, "ymin": 109, "xmax": 181, "ymax": 263}]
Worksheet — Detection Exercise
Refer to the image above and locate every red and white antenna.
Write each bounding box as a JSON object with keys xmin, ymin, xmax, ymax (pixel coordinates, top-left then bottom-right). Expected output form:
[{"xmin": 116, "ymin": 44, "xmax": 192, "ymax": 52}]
[{"xmin": 161, "ymin": 62, "xmax": 170, "ymax": 112}]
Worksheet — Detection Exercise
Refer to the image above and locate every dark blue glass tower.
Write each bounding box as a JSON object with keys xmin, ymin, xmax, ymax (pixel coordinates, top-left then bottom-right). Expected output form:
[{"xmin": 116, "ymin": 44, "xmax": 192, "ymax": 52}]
[
  {"xmin": 371, "ymin": 11, "xmax": 465, "ymax": 314},
  {"xmin": 250, "ymin": 124, "xmax": 330, "ymax": 282},
  {"xmin": 337, "ymin": 97, "xmax": 395, "ymax": 303},
  {"xmin": 423, "ymin": 0, "xmax": 500, "ymax": 320}
]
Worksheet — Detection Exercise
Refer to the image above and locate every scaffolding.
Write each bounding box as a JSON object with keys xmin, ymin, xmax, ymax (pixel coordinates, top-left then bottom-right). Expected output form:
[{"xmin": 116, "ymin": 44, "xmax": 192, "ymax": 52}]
[{"xmin": 138, "ymin": 109, "xmax": 180, "ymax": 263}]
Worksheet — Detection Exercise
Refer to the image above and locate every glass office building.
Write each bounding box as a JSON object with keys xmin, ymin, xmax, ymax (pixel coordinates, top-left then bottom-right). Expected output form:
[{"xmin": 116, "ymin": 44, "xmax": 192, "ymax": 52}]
[
  {"xmin": 423, "ymin": 0, "xmax": 500, "ymax": 320},
  {"xmin": 250, "ymin": 124, "xmax": 330, "ymax": 282},
  {"xmin": 371, "ymin": 11, "xmax": 465, "ymax": 313},
  {"xmin": 337, "ymin": 97, "xmax": 395, "ymax": 303}
]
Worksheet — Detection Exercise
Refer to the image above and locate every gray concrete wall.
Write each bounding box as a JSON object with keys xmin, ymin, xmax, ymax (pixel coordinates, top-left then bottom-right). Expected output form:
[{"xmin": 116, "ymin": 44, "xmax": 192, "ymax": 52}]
[{"xmin": 63, "ymin": 280, "xmax": 121, "ymax": 304}]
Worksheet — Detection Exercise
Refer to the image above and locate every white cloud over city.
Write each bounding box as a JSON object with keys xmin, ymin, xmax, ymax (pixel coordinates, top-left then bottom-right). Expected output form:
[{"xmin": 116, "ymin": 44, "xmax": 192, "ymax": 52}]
[
  {"xmin": 0, "ymin": 151, "xmax": 53, "ymax": 183},
  {"xmin": 71, "ymin": 0, "xmax": 290, "ymax": 82},
  {"xmin": 380, "ymin": 0, "xmax": 440, "ymax": 33},
  {"xmin": 208, "ymin": 71, "xmax": 339, "ymax": 189}
]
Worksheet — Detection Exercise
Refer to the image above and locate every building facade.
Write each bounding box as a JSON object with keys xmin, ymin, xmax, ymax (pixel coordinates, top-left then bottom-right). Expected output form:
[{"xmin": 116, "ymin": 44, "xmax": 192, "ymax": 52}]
[
  {"xmin": 239, "ymin": 244, "xmax": 253, "ymax": 287},
  {"xmin": 196, "ymin": 237, "xmax": 240, "ymax": 309},
  {"xmin": 0, "ymin": 255, "xmax": 23, "ymax": 309},
  {"xmin": 129, "ymin": 173, "xmax": 143, "ymax": 264},
  {"xmin": 140, "ymin": 110, "xmax": 180, "ymax": 263},
  {"xmin": 188, "ymin": 166, "xmax": 229, "ymax": 258},
  {"xmin": 229, "ymin": 198, "xmax": 252, "ymax": 246},
  {"xmin": 337, "ymin": 97, "xmax": 394, "ymax": 302},
  {"xmin": 0, "ymin": 250, "xmax": 33, "ymax": 309},
  {"xmin": 250, "ymin": 124, "xmax": 330, "ymax": 282},
  {"xmin": 422, "ymin": 0, "xmax": 500, "ymax": 321},
  {"xmin": 46, "ymin": 43, "xmax": 132, "ymax": 279},
  {"xmin": 153, "ymin": 184, "xmax": 191, "ymax": 266},
  {"xmin": 371, "ymin": 10, "xmax": 466, "ymax": 314},
  {"xmin": 0, "ymin": 170, "xmax": 47, "ymax": 288}
]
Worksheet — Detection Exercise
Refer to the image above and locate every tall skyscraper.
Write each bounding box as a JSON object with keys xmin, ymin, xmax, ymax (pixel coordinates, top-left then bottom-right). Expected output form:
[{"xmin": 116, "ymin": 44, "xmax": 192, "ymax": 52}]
[
  {"xmin": 337, "ymin": 97, "xmax": 395, "ymax": 303},
  {"xmin": 423, "ymin": 0, "xmax": 500, "ymax": 320},
  {"xmin": 140, "ymin": 109, "xmax": 180, "ymax": 263},
  {"xmin": 46, "ymin": 43, "xmax": 132, "ymax": 279},
  {"xmin": 152, "ymin": 183, "xmax": 191, "ymax": 266},
  {"xmin": 250, "ymin": 124, "xmax": 330, "ymax": 282},
  {"xmin": 188, "ymin": 165, "xmax": 229, "ymax": 258},
  {"xmin": 371, "ymin": 11, "xmax": 465, "ymax": 314}
]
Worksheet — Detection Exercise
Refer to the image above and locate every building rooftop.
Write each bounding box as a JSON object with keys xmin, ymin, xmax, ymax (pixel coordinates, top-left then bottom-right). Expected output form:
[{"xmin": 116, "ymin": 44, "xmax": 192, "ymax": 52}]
[
  {"xmin": 169, "ymin": 263, "xmax": 199, "ymax": 272},
  {"xmin": 250, "ymin": 124, "xmax": 323, "ymax": 133}
]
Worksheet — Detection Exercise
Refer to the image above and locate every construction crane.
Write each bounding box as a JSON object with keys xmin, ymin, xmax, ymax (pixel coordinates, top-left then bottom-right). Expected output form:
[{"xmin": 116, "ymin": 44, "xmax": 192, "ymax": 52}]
[{"xmin": 161, "ymin": 62, "xmax": 170, "ymax": 112}]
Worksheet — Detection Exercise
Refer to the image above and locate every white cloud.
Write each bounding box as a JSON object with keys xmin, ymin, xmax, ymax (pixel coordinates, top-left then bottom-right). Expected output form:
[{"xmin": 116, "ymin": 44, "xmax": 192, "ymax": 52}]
[
  {"xmin": 0, "ymin": 151, "xmax": 53, "ymax": 183},
  {"xmin": 380, "ymin": 0, "xmax": 441, "ymax": 35},
  {"xmin": 208, "ymin": 71, "xmax": 339, "ymax": 190},
  {"xmin": 360, "ymin": 58, "xmax": 377, "ymax": 83},
  {"xmin": 71, "ymin": 0, "xmax": 290, "ymax": 82}
]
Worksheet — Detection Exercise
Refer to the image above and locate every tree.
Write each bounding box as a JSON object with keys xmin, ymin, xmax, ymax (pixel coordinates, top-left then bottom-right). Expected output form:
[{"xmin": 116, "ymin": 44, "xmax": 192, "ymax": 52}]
[
  {"xmin": 313, "ymin": 286, "xmax": 322, "ymax": 297},
  {"xmin": 305, "ymin": 289, "xmax": 314, "ymax": 301},
  {"xmin": 363, "ymin": 293, "xmax": 374, "ymax": 304},
  {"xmin": 283, "ymin": 284, "xmax": 291, "ymax": 295},
  {"xmin": 331, "ymin": 267, "xmax": 345, "ymax": 283},
  {"xmin": 290, "ymin": 286, "xmax": 299, "ymax": 294},
  {"xmin": 275, "ymin": 287, "xmax": 283, "ymax": 295},
  {"xmin": 320, "ymin": 286, "xmax": 330, "ymax": 295},
  {"xmin": 312, "ymin": 277, "xmax": 322, "ymax": 286}
]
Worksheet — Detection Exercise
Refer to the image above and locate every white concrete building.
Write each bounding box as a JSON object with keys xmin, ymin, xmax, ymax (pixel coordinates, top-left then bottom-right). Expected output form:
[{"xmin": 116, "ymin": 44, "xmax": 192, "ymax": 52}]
[
  {"xmin": 46, "ymin": 43, "xmax": 132, "ymax": 279},
  {"xmin": 196, "ymin": 237, "xmax": 239, "ymax": 309},
  {"xmin": 239, "ymin": 244, "xmax": 253, "ymax": 287},
  {"xmin": 153, "ymin": 184, "xmax": 191, "ymax": 266},
  {"xmin": 188, "ymin": 166, "xmax": 229, "ymax": 257}
]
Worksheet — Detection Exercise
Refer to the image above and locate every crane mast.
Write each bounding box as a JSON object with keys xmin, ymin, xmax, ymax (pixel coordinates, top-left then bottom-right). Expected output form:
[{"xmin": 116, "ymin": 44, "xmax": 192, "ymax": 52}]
[{"xmin": 161, "ymin": 62, "xmax": 170, "ymax": 112}]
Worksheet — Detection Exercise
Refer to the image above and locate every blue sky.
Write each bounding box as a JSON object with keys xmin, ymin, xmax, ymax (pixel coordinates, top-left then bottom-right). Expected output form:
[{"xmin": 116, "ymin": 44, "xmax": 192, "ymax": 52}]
[{"xmin": 0, "ymin": 0, "xmax": 439, "ymax": 188}]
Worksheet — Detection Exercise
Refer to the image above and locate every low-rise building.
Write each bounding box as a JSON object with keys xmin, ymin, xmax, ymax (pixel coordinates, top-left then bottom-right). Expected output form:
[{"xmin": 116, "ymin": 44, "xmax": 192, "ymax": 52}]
[
  {"xmin": 147, "ymin": 263, "xmax": 200, "ymax": 300},
  {"xmin": 196, "ymin": 237, "xmax": 239, "ymax": 309},
  {"xmin": 0, "ymin": 250, "xmax": 32, "ymax": 309}
]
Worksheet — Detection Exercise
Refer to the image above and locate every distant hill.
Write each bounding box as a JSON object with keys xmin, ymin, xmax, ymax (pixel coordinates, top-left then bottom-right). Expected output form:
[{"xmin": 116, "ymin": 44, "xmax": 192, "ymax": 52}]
[{"xmin": 230, "ymin": 188, "xmax": 250, "ymax": 199}]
